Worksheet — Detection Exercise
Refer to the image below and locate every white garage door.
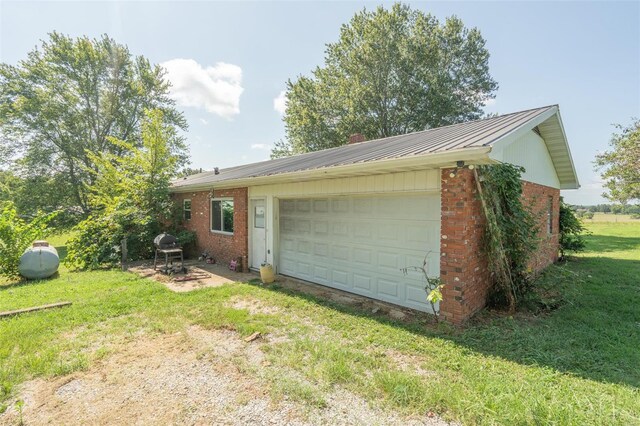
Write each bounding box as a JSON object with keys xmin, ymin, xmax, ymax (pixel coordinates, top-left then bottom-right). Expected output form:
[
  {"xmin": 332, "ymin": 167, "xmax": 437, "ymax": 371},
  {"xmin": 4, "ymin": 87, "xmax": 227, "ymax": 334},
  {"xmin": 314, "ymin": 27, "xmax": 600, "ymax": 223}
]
[{"xmin": 278, "ymin": 194, "xmax": 440, "ymax": 312}]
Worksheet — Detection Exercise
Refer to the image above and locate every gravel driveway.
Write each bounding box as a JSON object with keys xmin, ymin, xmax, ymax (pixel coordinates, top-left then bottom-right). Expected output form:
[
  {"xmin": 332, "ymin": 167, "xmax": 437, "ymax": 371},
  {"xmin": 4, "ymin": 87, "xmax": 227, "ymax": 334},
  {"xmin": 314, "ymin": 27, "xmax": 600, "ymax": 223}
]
[{"xmin": 1, "ymin": 324, "xmax": 452, "ymax": 425}]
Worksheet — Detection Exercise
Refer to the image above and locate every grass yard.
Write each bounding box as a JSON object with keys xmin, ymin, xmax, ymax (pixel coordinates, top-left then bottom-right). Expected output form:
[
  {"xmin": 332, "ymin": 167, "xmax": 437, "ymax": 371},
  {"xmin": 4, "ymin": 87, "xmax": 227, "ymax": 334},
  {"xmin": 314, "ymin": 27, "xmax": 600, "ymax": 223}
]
[{"xmin": 1, "ymin": 223, "xmax": 639, "ymax": 425}]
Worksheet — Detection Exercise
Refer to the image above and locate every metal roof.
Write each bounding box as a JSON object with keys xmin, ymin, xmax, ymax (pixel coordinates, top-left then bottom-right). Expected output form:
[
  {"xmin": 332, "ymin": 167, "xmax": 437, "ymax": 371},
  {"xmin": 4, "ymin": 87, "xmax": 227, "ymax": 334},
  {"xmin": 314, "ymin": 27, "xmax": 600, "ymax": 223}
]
[{"xmin": 172, "ymin": 105, "xmax": 573, "ymax": 190}]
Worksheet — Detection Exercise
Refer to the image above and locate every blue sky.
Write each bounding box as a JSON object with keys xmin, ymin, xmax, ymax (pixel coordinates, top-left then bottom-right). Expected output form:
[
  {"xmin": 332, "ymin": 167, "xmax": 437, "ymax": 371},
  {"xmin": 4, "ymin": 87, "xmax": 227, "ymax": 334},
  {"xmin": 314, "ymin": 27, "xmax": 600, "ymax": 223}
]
[{"xmin": 1, "ymin": 1, "xmax": 639, "ymax": 204}]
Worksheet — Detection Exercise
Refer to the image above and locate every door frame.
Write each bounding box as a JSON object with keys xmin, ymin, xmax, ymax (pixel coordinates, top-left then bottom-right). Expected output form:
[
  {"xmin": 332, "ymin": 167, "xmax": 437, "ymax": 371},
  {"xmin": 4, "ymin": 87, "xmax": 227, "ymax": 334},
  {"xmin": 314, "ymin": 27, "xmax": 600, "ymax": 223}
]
[{"xmin": 249, "ymin": 197, "xmax": 267, "ymax": 270}]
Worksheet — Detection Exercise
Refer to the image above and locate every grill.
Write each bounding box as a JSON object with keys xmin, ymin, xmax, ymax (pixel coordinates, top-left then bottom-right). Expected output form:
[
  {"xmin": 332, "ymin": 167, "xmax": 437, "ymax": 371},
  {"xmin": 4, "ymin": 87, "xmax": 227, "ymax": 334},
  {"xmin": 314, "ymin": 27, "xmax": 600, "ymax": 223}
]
[{"xmin": 153, "ymin": 233, "xmax": 185, "ymax": 274}]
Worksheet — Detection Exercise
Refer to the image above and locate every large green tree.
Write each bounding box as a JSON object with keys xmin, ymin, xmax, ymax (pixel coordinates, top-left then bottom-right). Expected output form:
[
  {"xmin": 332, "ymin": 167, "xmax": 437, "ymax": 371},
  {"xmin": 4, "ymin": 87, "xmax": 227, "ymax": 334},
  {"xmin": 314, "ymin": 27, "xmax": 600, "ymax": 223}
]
[
  {"xmin": 65, "ymin": 109, "xmax": 181, "ymax": 269},
  {"xmin": 272, "ymin": 3, "xmax": 498, "ymax": 157},
  {"xmin": 0, "ymin": 32, "xmax": 188, "ymax": 214},
  {"xmin": 595, "ymin": 120, "xmax": 640, "ymax": 205}
]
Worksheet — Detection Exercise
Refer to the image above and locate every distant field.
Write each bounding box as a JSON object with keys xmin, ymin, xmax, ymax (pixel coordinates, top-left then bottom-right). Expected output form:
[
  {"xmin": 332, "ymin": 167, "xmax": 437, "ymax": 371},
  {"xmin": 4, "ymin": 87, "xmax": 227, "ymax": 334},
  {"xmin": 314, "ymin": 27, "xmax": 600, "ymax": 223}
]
[{"xmin": 583, "ymin": 213, "xmax": 638, "ymax": 223}]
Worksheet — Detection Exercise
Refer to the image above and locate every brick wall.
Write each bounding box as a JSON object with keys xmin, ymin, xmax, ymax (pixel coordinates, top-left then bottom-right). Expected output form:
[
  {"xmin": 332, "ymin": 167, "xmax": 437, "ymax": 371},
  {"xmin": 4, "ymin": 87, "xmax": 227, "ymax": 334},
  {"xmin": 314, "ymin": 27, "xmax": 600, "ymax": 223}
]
[
  {"xmin": 522, "ymin": 181, "xmax": 561, "ymax": 271},
  {"xmin": 439, "ymin": 168, "xmax": 560, "ymax": 324},
  {"xmin": 439, "ymin": 168, "xmax": 491, "ymax": 324},
  {"xmin": 172, "ymin": 187, "xmax": 248, "ymax": 265}
]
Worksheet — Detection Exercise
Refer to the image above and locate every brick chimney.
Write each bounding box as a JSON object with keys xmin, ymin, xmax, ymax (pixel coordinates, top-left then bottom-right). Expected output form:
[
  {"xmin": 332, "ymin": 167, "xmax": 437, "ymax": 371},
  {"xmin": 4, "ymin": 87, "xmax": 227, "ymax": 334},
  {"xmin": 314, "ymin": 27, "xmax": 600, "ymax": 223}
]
[{"xmin": 348, "ymin": 133, "xmax": 366, "ymax": 144}]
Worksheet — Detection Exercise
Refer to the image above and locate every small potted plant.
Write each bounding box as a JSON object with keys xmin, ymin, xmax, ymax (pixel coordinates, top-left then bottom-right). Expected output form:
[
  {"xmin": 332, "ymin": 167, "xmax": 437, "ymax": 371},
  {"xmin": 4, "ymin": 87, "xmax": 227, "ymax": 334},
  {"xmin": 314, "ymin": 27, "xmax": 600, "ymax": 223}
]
[{"xmin": 259, "ymin": 262, "xmax": 275, "ymax": 284}]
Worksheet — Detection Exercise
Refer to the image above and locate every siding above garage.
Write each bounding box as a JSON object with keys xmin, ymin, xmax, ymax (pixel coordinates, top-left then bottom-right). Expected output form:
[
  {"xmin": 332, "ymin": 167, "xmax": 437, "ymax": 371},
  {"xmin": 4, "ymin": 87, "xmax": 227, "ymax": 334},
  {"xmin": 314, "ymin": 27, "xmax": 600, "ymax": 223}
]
[{"xmin": 249, "ymin": 169, "xmax": 440, "ymax": 198}]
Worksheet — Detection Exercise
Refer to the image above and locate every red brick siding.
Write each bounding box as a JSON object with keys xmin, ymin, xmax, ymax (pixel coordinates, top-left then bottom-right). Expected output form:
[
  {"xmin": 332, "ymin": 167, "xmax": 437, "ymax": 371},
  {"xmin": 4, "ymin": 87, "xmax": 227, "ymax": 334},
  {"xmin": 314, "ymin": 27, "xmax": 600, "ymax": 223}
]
[
  {"xmin": 522, "ymin": 181, "xmax": 561, "ymax": 271},
  {"xmin": 439, "ymin": 168, "xmax": 491, "ymax": 324},
  {"xmin": 172, "ymin": 188, "xmax": 248, "ymax": 265},
  {"xmin": 439, "ymin": 168, "xmax": 560, "ymax": 324}
]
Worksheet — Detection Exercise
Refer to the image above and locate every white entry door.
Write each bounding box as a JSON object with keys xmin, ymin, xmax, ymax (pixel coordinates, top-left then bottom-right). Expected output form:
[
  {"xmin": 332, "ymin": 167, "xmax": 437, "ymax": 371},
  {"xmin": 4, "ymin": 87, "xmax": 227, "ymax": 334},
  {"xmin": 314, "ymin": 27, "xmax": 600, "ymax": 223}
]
[
  {"xmin": 250, "ymin": 199, "xmax": 267, "ymax": 269},
  {"xmin": 278, "ymin": 194, "xmax": 440, "ymax": 312}
]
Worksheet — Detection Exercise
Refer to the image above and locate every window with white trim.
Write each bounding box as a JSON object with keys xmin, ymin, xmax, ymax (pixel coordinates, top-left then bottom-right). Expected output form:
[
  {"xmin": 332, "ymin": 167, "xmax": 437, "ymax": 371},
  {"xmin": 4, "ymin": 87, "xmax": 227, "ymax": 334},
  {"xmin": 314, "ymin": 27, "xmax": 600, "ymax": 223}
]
[
  {"xmin": 183, "ymin": 199, "xmax": 191, "ymax": 221},
  {"xmin": 211, "ymin": 199, "xmax": 234, "ymax": 234}
]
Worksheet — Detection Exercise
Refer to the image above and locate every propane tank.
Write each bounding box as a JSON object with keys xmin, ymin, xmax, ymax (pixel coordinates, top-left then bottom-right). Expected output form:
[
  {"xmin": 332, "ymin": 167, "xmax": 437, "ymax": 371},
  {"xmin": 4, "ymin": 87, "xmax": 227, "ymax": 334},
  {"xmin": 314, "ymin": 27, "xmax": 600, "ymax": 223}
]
[{"xmin": 19, "ymin": 241, "xmax": 60, "ymax": 279}]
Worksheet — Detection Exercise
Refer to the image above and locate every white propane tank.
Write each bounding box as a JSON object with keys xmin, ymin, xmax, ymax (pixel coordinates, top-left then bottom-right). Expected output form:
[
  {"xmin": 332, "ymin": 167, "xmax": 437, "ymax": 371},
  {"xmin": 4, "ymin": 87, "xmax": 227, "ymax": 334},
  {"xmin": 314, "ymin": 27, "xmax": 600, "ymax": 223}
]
[{"xmin": 19, "ymin": 241, "xmax": 60, "ymax": 279}]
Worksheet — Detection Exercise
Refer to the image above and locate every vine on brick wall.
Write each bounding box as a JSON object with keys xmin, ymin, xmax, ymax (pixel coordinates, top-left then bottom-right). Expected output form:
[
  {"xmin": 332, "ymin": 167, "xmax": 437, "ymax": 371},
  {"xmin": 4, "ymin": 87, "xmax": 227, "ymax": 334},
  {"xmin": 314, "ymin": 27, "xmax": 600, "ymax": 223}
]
[{"xmin": 474, "ymin": 164, "xmax": 539, "ymax": 312}]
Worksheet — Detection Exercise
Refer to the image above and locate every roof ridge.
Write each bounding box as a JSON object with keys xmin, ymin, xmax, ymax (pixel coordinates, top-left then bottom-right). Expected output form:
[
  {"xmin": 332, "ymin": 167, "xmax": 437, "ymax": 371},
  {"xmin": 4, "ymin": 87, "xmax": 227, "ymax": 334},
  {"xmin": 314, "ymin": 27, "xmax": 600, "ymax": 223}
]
[{"xmin": 347, "ymin": 104, "xmax": 558, "ymax": 146}]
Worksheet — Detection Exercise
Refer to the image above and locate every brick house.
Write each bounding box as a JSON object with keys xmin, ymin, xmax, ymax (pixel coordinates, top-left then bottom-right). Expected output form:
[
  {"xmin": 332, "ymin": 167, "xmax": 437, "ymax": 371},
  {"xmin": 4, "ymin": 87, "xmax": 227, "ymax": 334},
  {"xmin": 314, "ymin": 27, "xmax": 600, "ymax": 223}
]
[{"xmin": 171, "ymin": 105, "xmax": 579, "ymax": 324}]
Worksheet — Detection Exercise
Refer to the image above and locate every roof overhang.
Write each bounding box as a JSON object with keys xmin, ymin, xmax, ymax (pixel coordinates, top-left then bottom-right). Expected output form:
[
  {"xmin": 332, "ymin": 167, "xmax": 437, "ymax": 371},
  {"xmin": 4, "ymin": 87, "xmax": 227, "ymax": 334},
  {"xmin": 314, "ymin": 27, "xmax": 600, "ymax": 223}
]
[
  {"xmin": 488, "ymin": 106, "xmax": 580, "ymax": 189},
  {"xmin": 170, "ymin": 146, "xmax": 493, "ymax": 193}
]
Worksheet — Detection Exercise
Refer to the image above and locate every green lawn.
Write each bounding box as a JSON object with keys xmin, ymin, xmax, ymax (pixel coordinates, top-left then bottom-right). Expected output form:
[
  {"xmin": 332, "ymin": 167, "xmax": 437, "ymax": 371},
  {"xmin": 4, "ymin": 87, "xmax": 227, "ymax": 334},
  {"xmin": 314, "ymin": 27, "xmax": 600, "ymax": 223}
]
[{"xmin": 1, "ymin": 223, "xmax": 639, "ymax": 424}]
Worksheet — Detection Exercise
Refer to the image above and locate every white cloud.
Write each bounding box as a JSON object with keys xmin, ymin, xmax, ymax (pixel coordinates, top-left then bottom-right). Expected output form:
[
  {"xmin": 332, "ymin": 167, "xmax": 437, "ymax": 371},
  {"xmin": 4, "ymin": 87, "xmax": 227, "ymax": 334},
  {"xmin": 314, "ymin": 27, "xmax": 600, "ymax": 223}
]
[
  {"xmin": 199, "ymin": 118, "xmax": 208, "ymax": 125},
  {"xmin": 161, "ymin": 58, "xmax": 243, "ymax": 119},
  {"xmin": 273, "ymin": 90, "xmax": 287, "ymax": 115},
  {"xmin": 484, "ymin": 98, "xmax": 496, "ymax": 106},
  {"xmin": 251, "ymin": 143, "xmax": 272, "ymax": 150}
]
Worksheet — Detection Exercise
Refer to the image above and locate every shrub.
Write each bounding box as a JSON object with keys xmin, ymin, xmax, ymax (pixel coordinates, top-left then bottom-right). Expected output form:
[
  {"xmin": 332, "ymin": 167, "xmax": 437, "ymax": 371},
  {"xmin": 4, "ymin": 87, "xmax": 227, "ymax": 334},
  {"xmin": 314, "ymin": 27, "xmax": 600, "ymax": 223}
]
[
  {"xmin": 65, "ymin": 206, "xmax": 160, "ymax": 270},
  {"xmin": 583, "ymin": 211, "xmax": 594, "ymax": 219},
  {"xmin": 631, "ymin": 213, "xmax": 640, "ymax": 220},
  {"xmin": 0, "ymin": 202, "xmax": 58, "ymax": 277},
  {"xmin": 559, "ymin": 200, "xmax": 587, "ymax": 258},
  {"xmin": 174, "ymin": 229, "xmax": 197, "ymax": 257},
  {"xmin": 476, "ymin": 164, "xmax": 539, "ymax": 312}
]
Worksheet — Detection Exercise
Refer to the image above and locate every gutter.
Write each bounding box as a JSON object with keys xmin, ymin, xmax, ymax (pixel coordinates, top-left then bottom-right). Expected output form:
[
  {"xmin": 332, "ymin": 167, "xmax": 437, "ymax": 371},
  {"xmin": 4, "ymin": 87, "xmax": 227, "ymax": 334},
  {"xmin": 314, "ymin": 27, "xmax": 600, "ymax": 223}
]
[{"xmin": 170, "ymin": 146, "xmax": 493, "ymax": 193}]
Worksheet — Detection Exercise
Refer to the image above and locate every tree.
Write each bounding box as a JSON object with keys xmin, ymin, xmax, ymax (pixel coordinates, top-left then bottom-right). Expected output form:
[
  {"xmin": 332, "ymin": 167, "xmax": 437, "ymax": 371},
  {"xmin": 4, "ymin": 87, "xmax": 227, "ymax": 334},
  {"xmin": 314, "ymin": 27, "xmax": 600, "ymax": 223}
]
[
  {"xmin": 595, "ymin": 119, "xmax": 640, "ymax": 205},
  {"xmin": 0, "ymin": 169, "xmax": 81, "ymax": 226},
  {"xmin": 65, "ymin": 110, "xmax": 183, "ymax": 269},
  {"xmin": 272, "ymin": 3, "xmax": 497, "ymax": 157},
  {"xmin": 176, "ymin": 167, "xmax": 205, "ymax": 179},
  {"xmin": 0, "ymin": 202, "xmax": 58, "ymax": 278},
  {"xmin": 558, "ymin": 200, "xmax": 587, "ymax": 259},
  {"xmin": 0, "ymin": 32, "xmax": 188, "ymax": 215}
]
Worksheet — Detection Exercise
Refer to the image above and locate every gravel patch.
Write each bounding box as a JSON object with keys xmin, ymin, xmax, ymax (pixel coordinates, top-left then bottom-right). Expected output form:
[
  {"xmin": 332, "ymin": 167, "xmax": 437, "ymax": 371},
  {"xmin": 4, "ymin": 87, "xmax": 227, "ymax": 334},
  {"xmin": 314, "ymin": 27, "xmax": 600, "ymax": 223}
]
[
  {"xmin": 1, "ymin": 326, "xmax": 453, "ymax": 426},
  {"xmin": 228, "ymin": 296, "xmax": 283, "ymax": 315}
]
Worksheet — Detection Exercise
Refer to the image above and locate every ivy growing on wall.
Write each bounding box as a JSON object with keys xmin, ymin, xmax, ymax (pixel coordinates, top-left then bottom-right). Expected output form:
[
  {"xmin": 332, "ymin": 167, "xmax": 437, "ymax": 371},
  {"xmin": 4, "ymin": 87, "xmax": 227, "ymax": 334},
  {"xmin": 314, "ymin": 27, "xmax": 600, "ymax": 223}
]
[{"xmin": 474, "ymin": 164, "xmax": 539, "ymax": 312}]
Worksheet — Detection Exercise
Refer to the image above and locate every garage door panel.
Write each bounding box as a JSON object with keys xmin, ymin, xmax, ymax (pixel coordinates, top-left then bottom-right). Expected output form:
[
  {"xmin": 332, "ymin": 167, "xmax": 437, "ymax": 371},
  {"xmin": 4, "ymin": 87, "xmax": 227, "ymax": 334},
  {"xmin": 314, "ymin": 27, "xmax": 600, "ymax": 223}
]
[
  {"xmin": 377, "ymin": 197, "xmax": 399, "ymax": 216},
  {"xmin": 354, "ymin": 198, "xmax": 373, "ymax": 213},
  {"xmin": 331, "ymin": 199, "xmax": 349, "ymax": 214},
  {"xmin": 296, "ymin": 200, "xmax": 311, "ymax": 212},
  {"xmin": 403, "ymin": 253, "xmax": 428, "ymax": 273},
  {"xmin": 406, "ymin": 224, "xmax": 430, "ymax": 244},
  {"xmin": 313, "ymin": 242, "xmax": 330, "ymax": 258},
  {"xmin": 313, "ymin": 199, "xmax": 329, "ymax": 213},
  {"xmin": 281, "ymin": 199, "xmax": 295, "ymax": 212},
  {"xmin": 378, "ymin": 223, "xmax": 400, "ymax": 242},
  {"xmin": 313, "ymin": 266, "xmax": 329, "ymax": 282},
  {"xmin": 354, "ymin": 222, "xmax": 373, "ymax": 240},
  {"xmin": 353, "ymin": 248, "xmax": 373, "ymax": 265},
  {"xmin": 353, "ymin": 274, "xmax": 372, "ymax": 292},
  {"xmin": 281, "ymin": 237, "xmax": 296, "ymax": 251},
  {"xmin": 407, "ymin": 283, "xmax": 428, "ymax": 305},
  {"xmin": 314, "ymin": 220, "xmax": 329, "ymax": 235},
  {"xmin": 377, "ymin": 251, "xmax": 399, "ymax": 272},
  {"xmin": 332, "ymin": 222, "xmax": 349, "ymax": 236},
  {"xmin": 279, "ymin": 194, "xmax": 440, "ymax": 313},
  {"xmin": 280, "ymin": 257, "xmax": 294, "ymax": 271},
  {"xmin": 377, "ymin": 278, "xmax": 401, "ymax": 299},
  {"xmin": 297, "ymin": 240, "xmax": 312, "ymax": 254},
  {"xmin": 281, "ymin": 218, "xmax": 296, "ymax": 233},
  {"xmin": 296, "ymin": 219, "xmax": 311, "ymax": 234},
  {"xmin": 332, "ymin": 245, "xmax": 350, "ymax": 261},
  {"xmin": 297, "ymin": 262, "xmax": 312, "ymax": 278},
  {"xmin": 332, "ymin": 269, "xmax": 349, "ymax": 287}
]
